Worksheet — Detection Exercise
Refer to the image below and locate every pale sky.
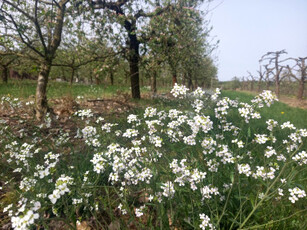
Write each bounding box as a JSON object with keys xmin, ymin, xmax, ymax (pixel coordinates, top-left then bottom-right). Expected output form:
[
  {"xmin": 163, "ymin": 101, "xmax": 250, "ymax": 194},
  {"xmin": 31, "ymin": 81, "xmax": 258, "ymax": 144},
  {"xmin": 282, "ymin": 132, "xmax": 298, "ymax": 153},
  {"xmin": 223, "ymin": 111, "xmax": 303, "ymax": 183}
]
[{"xmin": 206, "ymin": 0, "xmax": 307, "ymax": 81}]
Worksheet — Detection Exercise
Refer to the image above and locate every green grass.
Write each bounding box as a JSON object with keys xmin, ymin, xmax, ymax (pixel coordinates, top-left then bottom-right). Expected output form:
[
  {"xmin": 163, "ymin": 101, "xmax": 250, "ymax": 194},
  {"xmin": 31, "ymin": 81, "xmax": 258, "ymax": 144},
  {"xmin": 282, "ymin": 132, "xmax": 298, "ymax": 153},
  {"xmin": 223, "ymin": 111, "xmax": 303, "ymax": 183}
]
[
  {"xmin": 0, "ymin": 80, "xmax": 153, "ymax": 99},
  {"xmin": 223, "ymin": 90, "xmax": 307, "ymax": 129}
]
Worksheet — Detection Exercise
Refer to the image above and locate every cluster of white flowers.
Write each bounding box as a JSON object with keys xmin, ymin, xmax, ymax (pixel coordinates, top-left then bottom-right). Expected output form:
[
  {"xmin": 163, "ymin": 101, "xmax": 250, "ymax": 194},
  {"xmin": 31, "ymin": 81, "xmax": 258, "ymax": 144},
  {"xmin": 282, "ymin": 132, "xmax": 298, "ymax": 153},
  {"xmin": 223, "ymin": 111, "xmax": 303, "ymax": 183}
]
[
  {"xmin": 81, "ymin": 126, "xmax": 101, "ymax": 147},
  {"xmin": 149, "ymin": 135, "xmax": 163, "ymax": 147},
  {"xmin": 292, "ymin": 151, "xmax": 307, "ymax": 166},
  {"xmin": 25, "ymin": 100, "xmax": 35, "ymax": 106},
  {"xmin": 193, "ymin": 99, "xmax": 204, "ymax": 113},
  {"xmin": 288, "ymin": 187, "xmax": 306, "ymax": 203},
  {"xmin": 9, "ymin": 201, "xmax": 41, "ymax": 230},
  {"xmin": 199, "ymin": 213, "xmax": 215, "ymax": 230},
  {"xmin": 82, "ymin": 126, "xmax": 97, "ymax": 138},
  {"xmin": 201, "ymin": 137, "xmax": 216, "ymax": 154},
  {"xmin": 91, "ymin": 152, "xmax": 106, "ymax": 173},
  {"xmin": 251, "ymin": 90, "xmax": 278, "ymax": 107},
  {"xmin": 91, "ymin": 143, "xmax": 153, "ymax": 188},
  {"xmin": 193, "ymin": 87, "xmax": 205, "ymax": 97},
  {"xmin": 48, "ymin": 175, "xmax": 74, "ymax": 204},
  {"xmin": 11, "ymin": 209, "xmax": 40, "ymax": 230},
  {"xmin": 252, "ymin": 166, "xmax": 276, "ymax": 180},
  {"xmin": 117, "ymin": 203, "xmax": 127, "ymax": 215},
  {"xmin": 254, "ymin": 134, "xmax": 270, "ymax": 144},
  {"xmin": 192, "ymin": 115, "xmax": 213, "ymax": 134},
  {"xmin": 238, "ymin": 103, "xmax": 261, "ymax": 123},
  {"xmin": 200, "ymin": 185, "xmax": 219, "ymax": 199},
  {"xmin": 74, "ymin": 109, "xmax": 93, "ymax": 120},
  {"xmin": 1, "ymin": 95, "xmax": 22, "ymax": 109},
  {"xmin": 38, "ymin": 112, "xmax": 52, "ymax": 128},
  {"xmin": 127, "ymin": 114, "xmax": 141, "ymax": 127},
  {"xmin": 122, "ymin": 128, "xmax": 139, "ymax": 138},
  {"xmin": 101, "ymin": 122, "xmax": 118, "ymax": 132},
  {"xmin": 264, "ymin": 146, "xmax": 277, "ymax": 158},
  {"xmin": 144, "ymin": 107, "xmax": 157, "ymax": 118},
  {"xmin": 281, "ymin": 121, "xmax": 296, "ymax": 130},
  {"xmin": 231, "ymin": 139, "xmax": 244, "ymax": 148},
  {"xmin": 211, "ymin": 88, "xmax": 221, "ymax": 101},
  {"xmin": 135, "ymin": 205, "xmax": 146, "ymax": 217},
  {"xmin": 238, "ymin": 163, "xmax": 252, "ymax": 177},
  {"xmin": 35, "ymin": 152, "xmax": 59, "ymax": 179},
  {"xmin": 161, "ymin": 181, "xmax": 176, "ymax": 198},
  {"xmin": 266, "ymin": 119, "xmax": 278, "ymax": 131},
  {"xmin": 216, "ymin": 145, "xmax": 235, "ymax": 164},
  {"xmin": 5, "ymin": 142, "xmax": 36, "ymax": 167},
  {"xmin": 170, "ymin": 159, "xmax": 206, "ymax": 190},
  {"xmin": 170, "ymin": 83, "xmax": 189, "ymax": 98}
]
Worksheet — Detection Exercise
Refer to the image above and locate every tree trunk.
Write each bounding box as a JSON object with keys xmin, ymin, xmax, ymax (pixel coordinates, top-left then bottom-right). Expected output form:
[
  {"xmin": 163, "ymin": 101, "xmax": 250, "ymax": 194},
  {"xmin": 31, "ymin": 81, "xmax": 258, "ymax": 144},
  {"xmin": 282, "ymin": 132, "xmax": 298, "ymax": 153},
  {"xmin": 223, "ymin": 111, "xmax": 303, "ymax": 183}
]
[
  {"xmin": 275, "ymin": 58, "xmax": 280, "ymax": 98},
  {"xmin": 70, "ymin": 68, "xmax": 75, "ymax": 85},
  {"xmin": 110, "ymin": 71, "xmax": 114, "ymax": 85},
  {"xmin": 2, "ymin": 66, "xmax": 8, "ymax": 83},
  {"xmin": 95, "ymin": 74, "xmax": 100, "ymax": 85},
  {"xmin": 275, "ymin": 77, "xmax": 280, "ymax": 98},
  {"xmin": 250, "ymin": 81, "xmax": 254, "ymax": 91},
  {"xmin": 61, "ymin": 67, "xmax": 67, "ymax": 81},
  {"xmin": 90, "ymin": 71, "xmax": 93, "ymax": 85},
  {"xmin": 129, "ymin": 53, "xmax": 140, "ymax": 98},
  {"xmin": 172, "ymin": 74, "xmax": 177, "ymax": 86},
  {"xmin": 297, "ymin": 60, "xmax": 306, "ymax": 100},
  {"xmin": 257, "ymin": 77, "xmax": 263, "ymax": 92},
  {"xmin": 126, "ymin": 19, "xmax": 141, "ymax": 99},
  {"xmin": 35, "ymin": 62, "xmax": 51, "ymax": 121},
  {"xmin": 297, "ymin": 78, "xmax": 304, "ymax": 100},
  {"xmin": 188, "ymin": 77, "xmax": 194, "ymax": 90}
]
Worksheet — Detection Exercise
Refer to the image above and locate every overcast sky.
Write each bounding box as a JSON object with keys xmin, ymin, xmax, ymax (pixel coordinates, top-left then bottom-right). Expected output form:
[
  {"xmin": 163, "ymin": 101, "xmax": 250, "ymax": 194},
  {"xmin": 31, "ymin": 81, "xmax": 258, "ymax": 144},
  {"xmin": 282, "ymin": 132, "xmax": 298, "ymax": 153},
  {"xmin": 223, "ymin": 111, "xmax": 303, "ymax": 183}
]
[{"xmin": 206, "ymin": 0, "xmax": 307, "ymax": 81}]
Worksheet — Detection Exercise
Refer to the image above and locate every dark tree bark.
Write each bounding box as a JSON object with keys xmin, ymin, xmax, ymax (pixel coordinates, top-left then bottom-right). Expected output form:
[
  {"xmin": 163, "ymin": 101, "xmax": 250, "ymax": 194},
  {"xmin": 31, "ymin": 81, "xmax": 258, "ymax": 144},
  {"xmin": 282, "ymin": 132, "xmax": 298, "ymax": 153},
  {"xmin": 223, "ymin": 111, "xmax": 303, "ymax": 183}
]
[
  {"xmin": 35, "ymin": 62, "xmax": 51, "ymax": 120},
  {"xmin": 110, "ymin": 71, "xmax": 114, "ymax": 85},
  {"xmin": 2, "ymin": 66, "xmax": 9, "ymax": 83},
  {"xmin": 188, "ymin": 75, "xmax": 194, "ymax": 90},
  {"xmin": 151, "ymin": 70, "xmax": 157, "ymax": 94},
  {"xmin": 126, "ymin": 20, "xmax": 141, "ymax": 99},
  {"xmin": 172, "ymin": 74, "xmax": 177, "ymax": 86},
  {"xmin": 297, "ymin": 58, "xmax": 306, "ymax": 100}
]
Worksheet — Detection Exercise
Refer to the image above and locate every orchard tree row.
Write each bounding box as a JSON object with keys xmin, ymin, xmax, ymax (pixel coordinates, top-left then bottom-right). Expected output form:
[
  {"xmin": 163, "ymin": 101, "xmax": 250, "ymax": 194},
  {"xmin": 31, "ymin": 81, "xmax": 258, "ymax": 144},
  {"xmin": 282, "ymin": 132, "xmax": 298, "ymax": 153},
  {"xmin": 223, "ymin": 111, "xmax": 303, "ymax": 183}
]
[
  {"xmin": 0, "ymin": 0, "xmax": 217, "ymax": 120},
  {"xmin": 229, "ymin": 50, "xmax": 306, "ymax": 100}
]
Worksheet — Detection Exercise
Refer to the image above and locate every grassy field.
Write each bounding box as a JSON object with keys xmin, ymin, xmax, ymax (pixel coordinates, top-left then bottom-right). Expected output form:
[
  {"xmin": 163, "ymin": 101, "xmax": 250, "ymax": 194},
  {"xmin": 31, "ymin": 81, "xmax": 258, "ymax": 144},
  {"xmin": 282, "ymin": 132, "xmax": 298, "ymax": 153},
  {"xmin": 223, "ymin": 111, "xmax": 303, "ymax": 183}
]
[
  {"xmin": 0, "ymin": 80, "xmax": 153, "ymax": 99},
  {"xmin": 223, "ymin": 90, "xmax": 307, "ymax": 129},
  {"xmin": 1, "ymin": 82, "xmax": 306, "ymax": 229}
]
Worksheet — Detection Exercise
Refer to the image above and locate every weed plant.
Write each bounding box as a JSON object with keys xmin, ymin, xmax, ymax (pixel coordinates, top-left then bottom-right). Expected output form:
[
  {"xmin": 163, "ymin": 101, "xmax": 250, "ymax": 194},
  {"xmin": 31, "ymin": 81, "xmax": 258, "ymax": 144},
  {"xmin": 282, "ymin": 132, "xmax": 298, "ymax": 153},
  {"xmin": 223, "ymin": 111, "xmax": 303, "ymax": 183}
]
[{"xmin": 0, "ymin": 85, "xmax": 306, "ymax": 229}]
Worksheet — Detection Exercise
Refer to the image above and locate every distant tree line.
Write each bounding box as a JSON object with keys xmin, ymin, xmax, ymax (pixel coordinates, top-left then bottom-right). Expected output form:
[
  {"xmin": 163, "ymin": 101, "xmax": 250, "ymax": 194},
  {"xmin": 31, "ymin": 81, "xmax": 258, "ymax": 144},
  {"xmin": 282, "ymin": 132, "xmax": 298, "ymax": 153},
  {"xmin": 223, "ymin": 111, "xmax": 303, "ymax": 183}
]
[{"xmin": 224, "ymin": 50, "xmax": 306, "ymax": 100}]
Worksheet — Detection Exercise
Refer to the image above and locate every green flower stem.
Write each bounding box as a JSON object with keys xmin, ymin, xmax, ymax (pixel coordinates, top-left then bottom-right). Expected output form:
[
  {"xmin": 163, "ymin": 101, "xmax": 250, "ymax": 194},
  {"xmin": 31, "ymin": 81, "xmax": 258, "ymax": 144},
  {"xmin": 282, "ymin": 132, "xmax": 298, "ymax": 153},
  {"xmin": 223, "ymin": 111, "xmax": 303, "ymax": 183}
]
[{"xmin": 239, "ymin": 144, "xmax": 303, "ymax": 229}]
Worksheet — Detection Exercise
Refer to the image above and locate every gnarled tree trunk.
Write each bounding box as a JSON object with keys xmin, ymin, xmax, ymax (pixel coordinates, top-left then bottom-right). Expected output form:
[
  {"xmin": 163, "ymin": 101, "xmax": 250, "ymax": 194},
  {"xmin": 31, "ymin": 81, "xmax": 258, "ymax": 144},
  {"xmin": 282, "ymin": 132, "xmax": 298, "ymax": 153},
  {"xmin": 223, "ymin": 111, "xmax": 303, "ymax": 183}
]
[{"xmin": 35, "ymin": 62, "xmax": 51, "ymax": 121}]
